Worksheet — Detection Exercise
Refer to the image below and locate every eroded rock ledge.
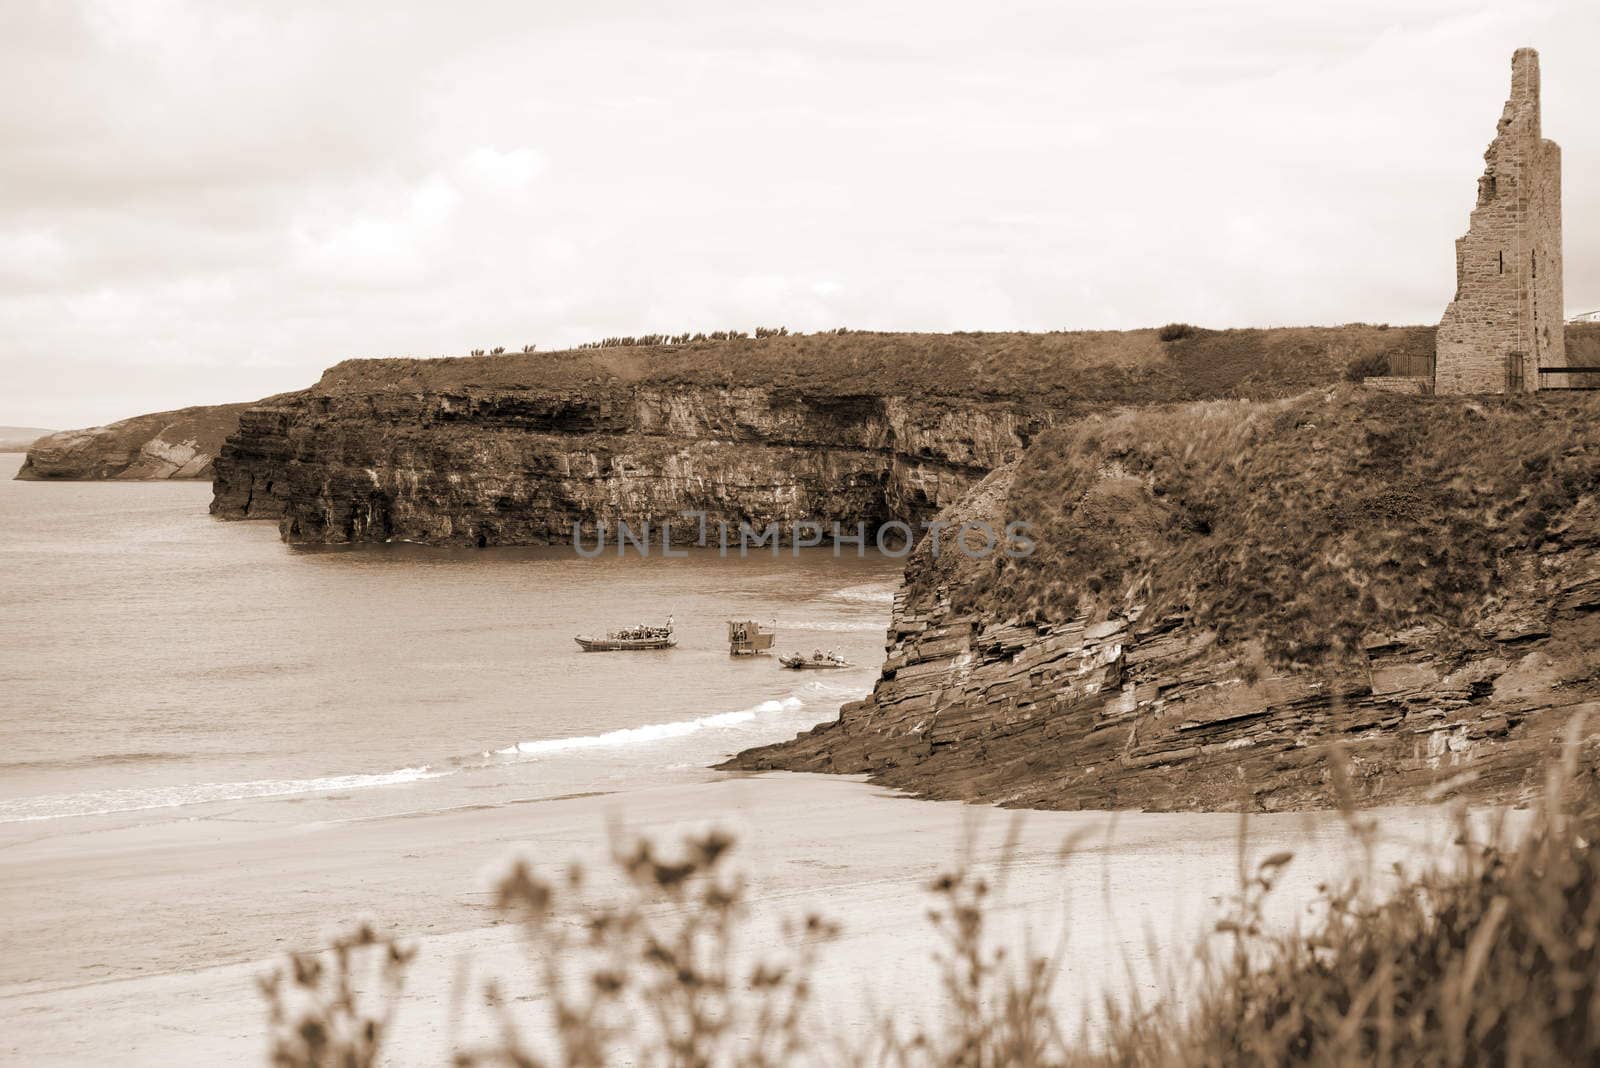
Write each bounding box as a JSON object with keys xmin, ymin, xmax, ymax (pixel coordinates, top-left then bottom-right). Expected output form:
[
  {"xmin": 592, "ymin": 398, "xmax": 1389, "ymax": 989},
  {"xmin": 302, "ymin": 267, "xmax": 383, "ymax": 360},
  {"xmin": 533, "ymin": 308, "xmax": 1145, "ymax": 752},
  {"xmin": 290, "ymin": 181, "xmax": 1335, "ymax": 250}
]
[
  {"xmin": 211, "ymin": 384, "xmax": 1048, "ymax": 544},
  {"xmin": 209, "ymin": 327, "xmax": 1438, "ymax": 545},
  {"xmin": 17, "ymin": 402, "xmax": 263, "ymax": 481},
  {"xmin": 726, "ymin": 572, "xmax": 1600, "ymax": 811},
  {"xmin": 726, "ymin": 390, "xmax": 1600, "ymax": 811}
]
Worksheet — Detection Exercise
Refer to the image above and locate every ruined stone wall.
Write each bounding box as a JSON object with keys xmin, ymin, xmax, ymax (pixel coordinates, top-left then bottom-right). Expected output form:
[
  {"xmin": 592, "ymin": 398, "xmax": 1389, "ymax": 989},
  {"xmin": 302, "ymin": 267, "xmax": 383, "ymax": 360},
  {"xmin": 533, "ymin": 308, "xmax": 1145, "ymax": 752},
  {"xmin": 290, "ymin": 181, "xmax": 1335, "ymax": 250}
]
[
  {"xmin": 1436, "ymin": 48, "xmax": 1565, "ymax": 395},
  {"xmin": 1533, "ymin": 135, "xmax": 1568, "ymax": 385},
  {"xmin": 1361, "ymin": 376, "xmax": 1432, "ymax": 396}
]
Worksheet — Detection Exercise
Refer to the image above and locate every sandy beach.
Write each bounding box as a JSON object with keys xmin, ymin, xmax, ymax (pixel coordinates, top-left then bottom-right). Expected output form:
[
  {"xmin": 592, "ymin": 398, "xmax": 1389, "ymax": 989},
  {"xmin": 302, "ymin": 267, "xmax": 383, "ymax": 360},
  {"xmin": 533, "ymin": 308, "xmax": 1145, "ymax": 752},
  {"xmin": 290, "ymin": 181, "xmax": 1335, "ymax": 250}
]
[{"xmin": 0, "ymin": 768, "xmax": 1494, "ymax": 1065}]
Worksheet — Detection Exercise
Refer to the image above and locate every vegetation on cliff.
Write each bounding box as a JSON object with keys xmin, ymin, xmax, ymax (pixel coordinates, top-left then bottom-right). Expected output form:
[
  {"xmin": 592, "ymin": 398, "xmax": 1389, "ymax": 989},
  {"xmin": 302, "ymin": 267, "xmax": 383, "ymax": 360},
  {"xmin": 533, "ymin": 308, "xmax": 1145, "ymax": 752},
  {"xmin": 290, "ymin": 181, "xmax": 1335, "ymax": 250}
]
[
  {"xmin": 727, "ymin": 374, "xmax": 1599, "ymax": 811},
  {"xmin": 311, "ymin": 325, "xmax": 1437, "ymax": 410},
  {"xmin": 968, "ymin": 385, "xmax": 1600, "ymax": 667},
  {"xmin": 220, "ymin": 324, "xmax": 1470, "ymax": 546}
]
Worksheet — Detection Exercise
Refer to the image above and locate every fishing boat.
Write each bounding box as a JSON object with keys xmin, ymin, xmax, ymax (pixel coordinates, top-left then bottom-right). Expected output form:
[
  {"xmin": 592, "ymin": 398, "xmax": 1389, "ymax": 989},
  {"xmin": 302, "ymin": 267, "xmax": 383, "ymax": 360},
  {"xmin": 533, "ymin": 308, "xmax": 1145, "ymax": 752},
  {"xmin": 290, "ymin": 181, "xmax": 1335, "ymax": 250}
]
[
  {"xmin": 727, "ymin": 620, "xmax": 776, "ymax": 657},
  {"xmin": 779, "ymin": 650, "xmax": 852, "ymax": 670},
  {"xmin": 575, "ymin": 617, "xmax": 676, "ymax": 652}
]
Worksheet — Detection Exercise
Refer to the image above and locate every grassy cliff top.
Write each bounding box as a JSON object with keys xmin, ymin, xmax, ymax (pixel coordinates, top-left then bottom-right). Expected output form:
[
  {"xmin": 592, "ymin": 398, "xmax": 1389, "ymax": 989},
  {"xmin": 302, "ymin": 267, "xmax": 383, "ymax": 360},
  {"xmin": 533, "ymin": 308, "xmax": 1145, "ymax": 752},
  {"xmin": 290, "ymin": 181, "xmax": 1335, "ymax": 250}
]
[
  {"xmin": 312, "ymin": 325, "xmax": 1440, "ymax": 408},
  {"xmin": 947, "ymin": 383, "xmax": 1600, "ymax": 665}
]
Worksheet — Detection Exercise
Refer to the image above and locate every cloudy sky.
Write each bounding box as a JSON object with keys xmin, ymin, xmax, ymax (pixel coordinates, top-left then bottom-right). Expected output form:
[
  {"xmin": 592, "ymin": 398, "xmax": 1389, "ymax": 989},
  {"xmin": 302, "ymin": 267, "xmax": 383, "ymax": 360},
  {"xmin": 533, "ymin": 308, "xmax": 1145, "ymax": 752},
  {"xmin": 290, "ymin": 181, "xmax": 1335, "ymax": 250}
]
[{"xmin": 2, "ymin": 0, "xmax": 1596, "ymax": 429}]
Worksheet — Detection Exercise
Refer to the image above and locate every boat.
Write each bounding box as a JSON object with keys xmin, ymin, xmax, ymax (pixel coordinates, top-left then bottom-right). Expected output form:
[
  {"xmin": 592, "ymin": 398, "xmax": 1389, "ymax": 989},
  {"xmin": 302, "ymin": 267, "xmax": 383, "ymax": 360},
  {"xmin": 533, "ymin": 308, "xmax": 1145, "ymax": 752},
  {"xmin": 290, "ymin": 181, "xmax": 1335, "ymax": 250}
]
[
  {"xmin": 727, "ymin": 620, "xmax": 776, "ymax": 657},
  {"xmin": 575, "ymin": 617, "xmax": 676, "ymax": 652},
  {"xmin": 779, "ymin": 650, "xmax": 852, "ymax": 670}
]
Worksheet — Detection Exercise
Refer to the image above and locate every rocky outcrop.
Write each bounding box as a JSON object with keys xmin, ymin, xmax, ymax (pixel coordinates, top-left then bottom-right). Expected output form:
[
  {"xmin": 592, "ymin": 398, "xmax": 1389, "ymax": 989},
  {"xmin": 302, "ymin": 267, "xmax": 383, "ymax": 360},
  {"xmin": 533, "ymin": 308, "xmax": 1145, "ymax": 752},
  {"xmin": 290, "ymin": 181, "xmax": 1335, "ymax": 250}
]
[
  {"xmin": 727, "ymin": 390, "xmax": 1600, "ymax": 811},
  {"xmin": 212, "ymin": 382, "xmax": 1047, "ymax": 545},
  {"xmin": 16, "ymin": 403, "xmax": 262, "ymax": 480},
  {"xmin": 211, "ymin": 327, "xmax": 1439, "ymax": 545},
  {"xmin": 727, "ymin": 564, "xmax": 1600, "ymax": 811}
]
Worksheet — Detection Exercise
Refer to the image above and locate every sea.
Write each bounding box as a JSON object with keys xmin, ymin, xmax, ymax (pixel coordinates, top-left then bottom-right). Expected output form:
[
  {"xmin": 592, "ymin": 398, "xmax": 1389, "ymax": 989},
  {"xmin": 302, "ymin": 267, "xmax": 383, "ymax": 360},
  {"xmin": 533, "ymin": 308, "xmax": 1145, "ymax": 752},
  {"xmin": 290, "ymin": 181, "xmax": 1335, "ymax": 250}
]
[{"xmin": 0, "ymin": 454, "xmax": 901, "ymax": 827}]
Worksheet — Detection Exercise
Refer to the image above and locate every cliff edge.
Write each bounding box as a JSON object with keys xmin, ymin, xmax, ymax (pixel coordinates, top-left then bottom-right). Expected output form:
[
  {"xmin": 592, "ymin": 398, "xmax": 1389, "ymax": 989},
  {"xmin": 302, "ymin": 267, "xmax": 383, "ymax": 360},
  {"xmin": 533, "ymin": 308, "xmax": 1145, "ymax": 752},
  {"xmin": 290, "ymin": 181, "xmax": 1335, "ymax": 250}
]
[
  {"xmin": 210, "ymin": 326, "xmax": 1434, "ymax": 544},
  {"xmin": 16, "ymin": 402, "xmax": 267, "ymax": 481},
  {"xmin": 725, "ymin": 385, "xmax": 1600, "ymax": 811}
]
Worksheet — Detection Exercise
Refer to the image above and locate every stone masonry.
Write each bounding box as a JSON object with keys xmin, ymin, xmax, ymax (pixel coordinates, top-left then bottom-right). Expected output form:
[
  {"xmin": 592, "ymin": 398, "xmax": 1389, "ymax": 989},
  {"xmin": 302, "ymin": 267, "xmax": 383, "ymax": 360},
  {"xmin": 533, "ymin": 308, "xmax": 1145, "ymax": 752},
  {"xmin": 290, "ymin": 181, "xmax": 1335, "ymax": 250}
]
[{"xmin": 1436, "ymin": 48, "xmax": 1564, "ymax": 395}]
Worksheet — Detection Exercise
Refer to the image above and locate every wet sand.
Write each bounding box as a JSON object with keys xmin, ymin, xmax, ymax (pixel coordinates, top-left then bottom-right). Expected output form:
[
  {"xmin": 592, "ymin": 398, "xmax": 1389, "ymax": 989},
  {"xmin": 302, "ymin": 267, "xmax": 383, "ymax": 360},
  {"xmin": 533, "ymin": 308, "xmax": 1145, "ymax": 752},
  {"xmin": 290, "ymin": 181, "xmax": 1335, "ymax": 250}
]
[{"xmin": 0, "ymin": 771, "xmax": 1488, "ymax": 1065}]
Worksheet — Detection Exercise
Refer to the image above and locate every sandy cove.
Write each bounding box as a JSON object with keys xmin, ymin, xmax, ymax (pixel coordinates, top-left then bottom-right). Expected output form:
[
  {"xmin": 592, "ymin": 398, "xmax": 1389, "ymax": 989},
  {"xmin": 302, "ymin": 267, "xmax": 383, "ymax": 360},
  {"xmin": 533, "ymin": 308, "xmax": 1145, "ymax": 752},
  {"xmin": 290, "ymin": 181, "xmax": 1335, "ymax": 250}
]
[{"xmin": 0, "ymin": 771, "xmax": 1492, "ymax": 1065}]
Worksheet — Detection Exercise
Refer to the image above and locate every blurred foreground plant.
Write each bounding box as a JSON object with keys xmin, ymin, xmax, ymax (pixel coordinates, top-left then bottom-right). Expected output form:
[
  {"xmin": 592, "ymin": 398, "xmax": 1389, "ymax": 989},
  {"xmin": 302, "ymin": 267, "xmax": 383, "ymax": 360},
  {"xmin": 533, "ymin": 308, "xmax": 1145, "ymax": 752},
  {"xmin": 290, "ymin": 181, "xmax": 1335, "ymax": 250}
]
[
  {"xmin": 455, "ymin": 829, "xmax": 838, "ymax": 1068},
  {"xmin": 259, "ymin": 920, "xmax": 415, "ymax": 1068},
  {"xmin": 262, "ymin": 718, "xmax": 1600, "ymax": 1066}
]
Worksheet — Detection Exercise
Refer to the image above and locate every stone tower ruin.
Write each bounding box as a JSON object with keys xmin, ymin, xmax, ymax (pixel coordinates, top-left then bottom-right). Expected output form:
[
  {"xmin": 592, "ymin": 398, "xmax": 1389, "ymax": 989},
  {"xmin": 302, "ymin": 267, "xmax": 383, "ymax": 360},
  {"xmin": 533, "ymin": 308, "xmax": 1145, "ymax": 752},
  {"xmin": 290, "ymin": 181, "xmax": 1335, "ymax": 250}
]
[{"xmin": 1435, "ymin": 48, "xmax": 1564, "ymax": 395}]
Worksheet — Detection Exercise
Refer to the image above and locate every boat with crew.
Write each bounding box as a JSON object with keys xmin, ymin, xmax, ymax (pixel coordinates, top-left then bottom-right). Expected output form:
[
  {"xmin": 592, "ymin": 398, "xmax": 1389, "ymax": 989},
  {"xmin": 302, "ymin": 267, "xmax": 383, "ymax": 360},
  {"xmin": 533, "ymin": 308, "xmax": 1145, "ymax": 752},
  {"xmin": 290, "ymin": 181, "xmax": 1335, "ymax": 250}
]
[
  {"xmin": 574, "ymin": 617, "xmax": 676, "ymax": 652},
  {"xmin": 779, "ymin": 649, "xmax": 851, "ymax": 670}
]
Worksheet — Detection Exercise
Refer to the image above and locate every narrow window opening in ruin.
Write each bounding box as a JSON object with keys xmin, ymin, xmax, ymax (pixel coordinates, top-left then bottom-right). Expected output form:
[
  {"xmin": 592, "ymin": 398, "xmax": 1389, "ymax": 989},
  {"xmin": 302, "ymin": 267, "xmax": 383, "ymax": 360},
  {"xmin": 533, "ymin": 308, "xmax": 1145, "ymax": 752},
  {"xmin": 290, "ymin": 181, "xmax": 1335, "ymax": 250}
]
[
  {"xmin": 1531, "ymin": 251, "xmax": 1536, "ymax": 277},
  {"xmin": 1498, "ymin": 250, "xmax": 1504, "ymax": 274}
]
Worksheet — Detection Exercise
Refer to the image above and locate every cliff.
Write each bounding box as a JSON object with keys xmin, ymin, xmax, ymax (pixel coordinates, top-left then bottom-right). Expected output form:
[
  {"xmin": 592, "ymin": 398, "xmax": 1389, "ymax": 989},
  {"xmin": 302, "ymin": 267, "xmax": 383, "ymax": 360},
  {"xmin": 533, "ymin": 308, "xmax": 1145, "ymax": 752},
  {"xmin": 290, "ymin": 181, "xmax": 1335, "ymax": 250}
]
[
  {"xmin": 210, "ymin": 326, "xmax": 1433, "ymax": 544},
  {"xmin": 16, "ymin": 402, "xmax": 265, "ymax": 480},
  {"xmin": 726, "ymin": 386, "xmax": 1600, "ymax": 811}
]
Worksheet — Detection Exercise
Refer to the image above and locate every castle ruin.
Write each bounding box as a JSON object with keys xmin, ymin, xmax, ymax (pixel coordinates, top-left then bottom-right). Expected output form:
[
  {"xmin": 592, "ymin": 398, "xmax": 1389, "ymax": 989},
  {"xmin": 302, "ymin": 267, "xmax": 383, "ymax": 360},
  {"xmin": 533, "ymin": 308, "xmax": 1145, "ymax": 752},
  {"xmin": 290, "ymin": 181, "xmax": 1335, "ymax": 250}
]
[{"xmin": 1435, "ymin": 48, "xmax": 1564, "ymax": 395}]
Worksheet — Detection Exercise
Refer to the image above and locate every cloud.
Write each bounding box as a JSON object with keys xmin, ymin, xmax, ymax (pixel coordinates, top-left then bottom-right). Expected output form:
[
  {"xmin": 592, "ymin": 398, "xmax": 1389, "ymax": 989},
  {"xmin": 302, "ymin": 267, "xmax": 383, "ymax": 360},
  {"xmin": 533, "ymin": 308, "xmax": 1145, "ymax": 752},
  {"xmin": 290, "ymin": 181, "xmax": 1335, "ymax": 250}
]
[
  {"xmin": 0, "ymin": 0, "xmax": 1596, "ymax": 427},
  {"xmin": 290, "ymin": 177, "xmax": 463, "ymax": 287},
  {"xmin": 459, "ymin": 147, "xmax": 547, "ymax": 193}
]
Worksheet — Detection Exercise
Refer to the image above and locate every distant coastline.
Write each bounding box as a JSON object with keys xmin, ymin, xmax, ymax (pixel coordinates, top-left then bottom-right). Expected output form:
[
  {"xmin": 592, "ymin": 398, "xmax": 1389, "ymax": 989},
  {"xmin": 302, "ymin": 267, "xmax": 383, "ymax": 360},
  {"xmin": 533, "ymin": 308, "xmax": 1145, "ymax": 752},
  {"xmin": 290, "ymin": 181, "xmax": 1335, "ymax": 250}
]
[
  {"xmin": 0, "ymin": 426, "xmax": 53, "ymax": 454},
  {"xmin": 14, "ymin": 402, "xmax": 266, "ymax": 481}
]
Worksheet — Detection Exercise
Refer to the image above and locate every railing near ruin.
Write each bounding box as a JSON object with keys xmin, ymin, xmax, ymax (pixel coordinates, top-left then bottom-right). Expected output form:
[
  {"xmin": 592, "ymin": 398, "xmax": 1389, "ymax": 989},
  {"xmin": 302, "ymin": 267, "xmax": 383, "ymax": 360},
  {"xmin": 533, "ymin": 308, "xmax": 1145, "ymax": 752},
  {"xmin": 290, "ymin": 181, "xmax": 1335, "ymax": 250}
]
[{"xmin": 1538, "ymin": 366, "xmax": 1600, "ymax": 390}]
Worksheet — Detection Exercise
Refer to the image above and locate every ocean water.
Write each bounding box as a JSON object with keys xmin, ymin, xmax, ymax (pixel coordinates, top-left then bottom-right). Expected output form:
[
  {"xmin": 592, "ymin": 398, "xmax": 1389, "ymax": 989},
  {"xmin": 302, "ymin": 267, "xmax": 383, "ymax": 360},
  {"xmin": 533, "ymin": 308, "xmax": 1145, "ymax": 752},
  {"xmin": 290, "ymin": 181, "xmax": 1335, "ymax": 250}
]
[{"xmin": 0, "ymin": 455, "xmax": 901, "ymax": 826}]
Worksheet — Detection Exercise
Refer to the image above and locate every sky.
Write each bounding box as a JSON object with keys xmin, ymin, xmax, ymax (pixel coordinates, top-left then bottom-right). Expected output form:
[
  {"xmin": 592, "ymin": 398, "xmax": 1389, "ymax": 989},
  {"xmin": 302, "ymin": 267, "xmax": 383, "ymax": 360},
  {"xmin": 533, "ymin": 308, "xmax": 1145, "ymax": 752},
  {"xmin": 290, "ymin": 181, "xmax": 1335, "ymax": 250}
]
[{"xmin": 2, "ymin": 0, "xmax": 1597, "ymax": 429}]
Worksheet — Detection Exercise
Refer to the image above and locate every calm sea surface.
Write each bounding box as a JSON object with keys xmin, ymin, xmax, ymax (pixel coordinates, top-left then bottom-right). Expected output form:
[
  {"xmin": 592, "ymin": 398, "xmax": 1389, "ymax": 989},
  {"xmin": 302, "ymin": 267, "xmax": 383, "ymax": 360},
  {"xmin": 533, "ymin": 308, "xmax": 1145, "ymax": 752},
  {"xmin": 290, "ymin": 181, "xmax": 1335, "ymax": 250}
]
[{"xmin": 0, "ymin": 454, "xmax": 900, "ymax": 825}]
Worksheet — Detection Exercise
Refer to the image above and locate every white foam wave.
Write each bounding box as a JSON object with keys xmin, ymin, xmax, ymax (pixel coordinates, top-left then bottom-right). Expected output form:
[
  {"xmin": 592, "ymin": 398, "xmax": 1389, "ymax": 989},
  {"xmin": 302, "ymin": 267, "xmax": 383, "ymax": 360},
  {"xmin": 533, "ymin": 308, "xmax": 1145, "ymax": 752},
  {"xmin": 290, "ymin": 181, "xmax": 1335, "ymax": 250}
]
[
  {"xmin": 0, "ymin": 765, "xmax": 446, "ymax": 824},
  {"xmin": 797, "ymin": 677, "xmax": 872, "ymax": 699},
  {"xmin": 496, "ymin": 697, "xmax": 804, "ymax": 758},
  {"xmin": 823, "ymin": 582, "xmax": 897, "ymax": 606},
  {"xmin": 771, "ymin": 618, "xmax": 884, "ymax": 633},
  {"xmin": 3, "ymin": 693, "xmax": 829, "ymax": 825}
]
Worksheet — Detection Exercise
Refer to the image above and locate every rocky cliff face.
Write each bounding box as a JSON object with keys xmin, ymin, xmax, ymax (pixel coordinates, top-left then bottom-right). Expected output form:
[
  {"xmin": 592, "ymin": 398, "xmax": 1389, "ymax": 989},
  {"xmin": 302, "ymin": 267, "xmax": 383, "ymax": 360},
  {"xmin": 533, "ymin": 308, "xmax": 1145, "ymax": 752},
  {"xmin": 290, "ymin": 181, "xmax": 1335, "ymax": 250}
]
[
  {"xmin": 212, "ymin": 382, "xmax": 1047, "ymax": 545},
  {"xmin": 17, "ymin": 403, "xmax": 260, "ymax": 480},
  {"xmin": 728, "ymin": 389, "xmax": 1600, "ymax": 810},
  {"xmin": 211, "ymin": 327, "xmax": 1439, "ymax": 545},
  {"xmin": 727, "ymin": 533, "xmax": 1600, "ymax": 811}
]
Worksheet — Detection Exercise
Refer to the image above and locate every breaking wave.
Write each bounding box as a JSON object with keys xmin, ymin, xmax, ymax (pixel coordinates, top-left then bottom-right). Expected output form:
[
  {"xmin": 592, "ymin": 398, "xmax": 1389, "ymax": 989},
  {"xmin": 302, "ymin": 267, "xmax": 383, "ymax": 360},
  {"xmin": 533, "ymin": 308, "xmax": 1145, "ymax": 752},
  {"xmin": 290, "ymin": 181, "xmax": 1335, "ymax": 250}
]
[
  {"xmin": 493, "ymin": 696, "xmax": 804, "ymax": 758},
  {"xmin": 1, "ymin": 690, "xmax": 847, "ymax": 825},
  {"xmin": 0, "ymin": 765, "xmax": 446, "ymax": 824},
  {"xmin": 823, "ymin": 582, "xmax": 897, "ymax": 606}
]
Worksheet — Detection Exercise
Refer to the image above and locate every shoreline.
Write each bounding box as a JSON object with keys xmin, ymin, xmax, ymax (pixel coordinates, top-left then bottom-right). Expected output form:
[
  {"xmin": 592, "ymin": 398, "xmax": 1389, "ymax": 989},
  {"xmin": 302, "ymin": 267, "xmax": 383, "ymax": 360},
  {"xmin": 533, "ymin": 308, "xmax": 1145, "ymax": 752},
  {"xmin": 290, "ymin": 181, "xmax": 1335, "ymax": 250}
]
[{"xmin": 0, "ymin": 768, "xmax": 1501, "ymax": 1065}]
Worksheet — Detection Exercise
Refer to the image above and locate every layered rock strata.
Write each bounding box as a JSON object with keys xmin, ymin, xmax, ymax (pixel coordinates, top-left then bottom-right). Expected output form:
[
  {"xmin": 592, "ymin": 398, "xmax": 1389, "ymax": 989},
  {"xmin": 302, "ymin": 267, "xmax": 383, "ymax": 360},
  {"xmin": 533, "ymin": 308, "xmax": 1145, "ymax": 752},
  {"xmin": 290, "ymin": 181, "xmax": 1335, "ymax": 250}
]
[
  {"xmin": 728, "ymin": 392, "xmax": 1600, "ymax": 811},
  {"xmin": 728, "ymin": 568, "xmax": 1600, "ymax": 811},
  {"xmin": 212, "ymin": 384, "xmax": 1047, "ymax": 545},
  {"xmin": 210, "ymin": 327, "xmax": 1439, "ymax": 545},
  {"xmin": 17, "ymin": 402, "xmax": 260, "ymax": 480}
]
